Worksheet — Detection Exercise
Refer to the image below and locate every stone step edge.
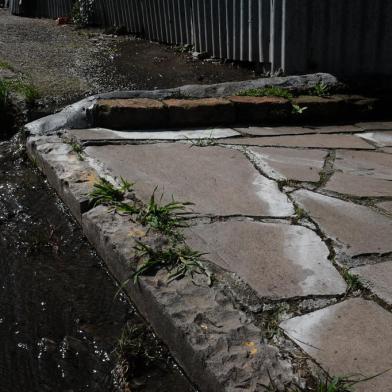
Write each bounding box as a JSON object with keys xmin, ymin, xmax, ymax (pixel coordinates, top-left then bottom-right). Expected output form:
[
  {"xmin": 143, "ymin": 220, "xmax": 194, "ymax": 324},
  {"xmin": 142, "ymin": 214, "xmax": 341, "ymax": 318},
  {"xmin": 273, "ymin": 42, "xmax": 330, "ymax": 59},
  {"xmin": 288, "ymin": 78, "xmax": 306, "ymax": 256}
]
[
  {"xmin": 25, "ymin": 134, "xmax": 295, "ymax": 392},
  {"xmin": 88, "ymin": 95, "xmax": 381, "ymax": 130}
]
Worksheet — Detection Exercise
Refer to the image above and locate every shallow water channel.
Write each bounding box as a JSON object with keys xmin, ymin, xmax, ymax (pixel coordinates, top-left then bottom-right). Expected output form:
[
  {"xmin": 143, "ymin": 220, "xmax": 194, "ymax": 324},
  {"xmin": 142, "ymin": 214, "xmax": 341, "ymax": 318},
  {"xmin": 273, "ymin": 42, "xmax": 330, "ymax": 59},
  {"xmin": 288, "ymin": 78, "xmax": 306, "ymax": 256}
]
[{"xmin": 0, "ymin": 135, "xmax": 194, "ymax": 391}]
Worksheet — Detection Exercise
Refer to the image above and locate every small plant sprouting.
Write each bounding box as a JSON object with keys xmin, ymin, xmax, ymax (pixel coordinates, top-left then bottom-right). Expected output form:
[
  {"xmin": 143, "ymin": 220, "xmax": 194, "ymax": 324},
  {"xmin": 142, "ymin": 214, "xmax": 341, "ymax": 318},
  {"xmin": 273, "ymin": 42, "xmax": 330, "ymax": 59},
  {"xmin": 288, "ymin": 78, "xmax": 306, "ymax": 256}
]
[
  {"xmin": 132, "ymin": 241, "xmax": 211, "ymax": 285},
  {"xmin": 139, "ymin": 188, "xmax": 194, "ymax": 236},
  {"xmin": 342, "ymin": 269, "xmax": 363, "ymax": 293},
  {"xmin": 292, "ymin": 104, "xmax": 308, "ymax": 115},
  {"xmin": 294, "ymin": 206, "xmax": 306, "ymax": 221},
  {"xmin": 66, "ymin": 138, "xmax": 85, "ymax": 161},
  {"xmin": 237, "ymin": 86, "xmax": 293, "ymax": 100},
  {"xmin": 312, "ymin": 82, "xmax": 330, "ymax": 97},
  {"xmin": 90, "ymin": 177, "xmax": 133, "ymax": 206}
]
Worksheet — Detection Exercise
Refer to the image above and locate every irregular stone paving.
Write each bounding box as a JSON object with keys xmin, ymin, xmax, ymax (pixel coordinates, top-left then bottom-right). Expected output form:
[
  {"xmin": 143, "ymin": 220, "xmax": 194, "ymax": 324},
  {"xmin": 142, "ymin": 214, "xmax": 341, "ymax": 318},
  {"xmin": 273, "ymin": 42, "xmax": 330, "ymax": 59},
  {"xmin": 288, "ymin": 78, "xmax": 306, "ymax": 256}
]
[
  {"xmin": 247, "ymin": 147, "xmax": 327, "ymax": 182},
  {"xmin": 292, "ymin": 189, "xmax": 392, "ymax": 257},
  {"xmin": 85, "ymin": 143, "xmax": 294, "ymax": 217},
  {"xmin": 280, "ymin": 299, "xmax": 392, "ymax": 392},
  {"xmin": 186, "ymin": 220, "xmax": 346, "ymax": 298},
  {"xmin": 29, "ymin": 120, "xmax": 392, "ymax": 391},
  {"xmin": 218, "ymin": 134, "xmax": 375, "ymax": 149}
]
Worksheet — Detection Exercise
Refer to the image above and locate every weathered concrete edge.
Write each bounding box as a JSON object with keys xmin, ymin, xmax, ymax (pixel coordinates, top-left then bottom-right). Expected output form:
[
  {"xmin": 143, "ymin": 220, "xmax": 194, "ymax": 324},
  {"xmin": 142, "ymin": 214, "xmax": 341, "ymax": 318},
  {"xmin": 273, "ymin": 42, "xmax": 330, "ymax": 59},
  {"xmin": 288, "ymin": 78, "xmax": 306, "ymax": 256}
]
[
  {"xmin": 26, "ymin": 134, "xmax": 294, "ymax": 391},
  {"xmin": 25, "ymin": 73, "xmax": 338, "ymax": 135}
]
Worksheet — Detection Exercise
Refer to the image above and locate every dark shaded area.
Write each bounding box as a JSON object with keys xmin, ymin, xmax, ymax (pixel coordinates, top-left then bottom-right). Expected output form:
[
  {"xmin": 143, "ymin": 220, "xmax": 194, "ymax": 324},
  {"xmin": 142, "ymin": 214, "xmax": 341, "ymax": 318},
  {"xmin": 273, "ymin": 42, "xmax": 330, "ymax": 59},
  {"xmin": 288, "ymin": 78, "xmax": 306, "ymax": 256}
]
[{"xmin": 0, "ymin": 137, "xmax": 194, "ymax": 392}]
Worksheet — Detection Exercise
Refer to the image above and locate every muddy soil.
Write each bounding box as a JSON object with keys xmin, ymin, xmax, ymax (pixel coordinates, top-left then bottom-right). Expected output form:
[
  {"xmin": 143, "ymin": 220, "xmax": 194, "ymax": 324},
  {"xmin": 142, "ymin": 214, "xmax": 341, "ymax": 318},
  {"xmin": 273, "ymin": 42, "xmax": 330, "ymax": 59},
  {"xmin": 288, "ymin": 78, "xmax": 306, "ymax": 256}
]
[
  {"xmin": 0, "ymin": 136, "xmax": 194, "ymax": 391},
  {"xmin": 0, "ymin": 9, "xmax": 256, "ymax": 112}
]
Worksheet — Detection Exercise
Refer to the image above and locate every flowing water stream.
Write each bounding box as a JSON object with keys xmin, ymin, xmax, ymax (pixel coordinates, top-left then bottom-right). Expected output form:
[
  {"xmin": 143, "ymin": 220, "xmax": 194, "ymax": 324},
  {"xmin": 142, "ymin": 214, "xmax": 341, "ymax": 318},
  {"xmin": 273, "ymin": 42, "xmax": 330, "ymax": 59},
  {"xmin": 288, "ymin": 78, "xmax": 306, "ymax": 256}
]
[{"xmin": 0, "ymin": 134, "xmax": 194, "ymax": 391}]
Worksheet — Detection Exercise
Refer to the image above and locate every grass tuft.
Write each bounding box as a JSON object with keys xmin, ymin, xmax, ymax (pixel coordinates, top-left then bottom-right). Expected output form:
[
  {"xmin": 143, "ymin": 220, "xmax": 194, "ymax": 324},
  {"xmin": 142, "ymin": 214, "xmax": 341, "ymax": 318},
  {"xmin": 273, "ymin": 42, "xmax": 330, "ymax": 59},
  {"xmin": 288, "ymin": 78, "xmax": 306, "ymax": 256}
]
[
  {"xmin": 138, "ymin": 187, "xmax": 193, "ymax": 236},
  {"xmin": 311, "ymin": 82, "xmax": 330, "ymax": 97},
  {"xmin": 342, "ymin": 269, "xmax": 363, "ymax": 292},
  {"xmin": 90, "ymin": 177, "xmax": 133, "ymax": 206},
  {"xmin": 237, "ymin": 86, "xmax": 293, "ymax": 100},
  {"xmin": 0, "ymin": 60, "xmax": 13, "ymax": 70},
  {"xmin": 133, "ymin": 240, "xmax": 211, "ymax": 284}
]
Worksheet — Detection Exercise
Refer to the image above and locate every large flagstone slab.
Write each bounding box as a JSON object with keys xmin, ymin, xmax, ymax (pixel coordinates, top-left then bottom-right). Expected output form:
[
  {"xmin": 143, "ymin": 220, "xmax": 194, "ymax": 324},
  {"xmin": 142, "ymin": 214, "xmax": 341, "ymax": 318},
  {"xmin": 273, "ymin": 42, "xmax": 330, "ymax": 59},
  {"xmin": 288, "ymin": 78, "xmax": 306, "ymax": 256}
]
[
  {"xmin": 324, "ymin": 151, "xmax": 392, "ymax": 197},
  {"xmin": 280, "ymin": 299, "xmax": 392, "ymax": 392},
  {"xmin": 186, "ymin": 220, "xmax": 346, "ymax": 299},
  {"xmin": 85, "ymin": 144, "xmax": 294, "ymax": 217},
  {"xmin": 248, "ymin": 147, "xmax": 327, "ymax": 182},
  {"xmin": 292, "ymin": 190, "xmax": 392, "ymax": 257},
  {"xmin": 218, "ymin": 134, "xmax": 374, "ymax": 149}
]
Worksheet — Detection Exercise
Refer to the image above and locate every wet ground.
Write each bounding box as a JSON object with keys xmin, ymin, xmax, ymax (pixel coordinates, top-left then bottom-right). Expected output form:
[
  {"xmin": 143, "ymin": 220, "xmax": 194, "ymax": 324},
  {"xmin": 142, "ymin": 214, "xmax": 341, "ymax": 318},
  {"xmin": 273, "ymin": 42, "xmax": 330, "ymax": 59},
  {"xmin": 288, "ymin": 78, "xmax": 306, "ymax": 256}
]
[
  {"xmin": 0, "ymin": 136, "xmax": 194, "ymax": 391},
  {"xmin": 0, "ymin": 9, "xmax": 255, "ymax": 112}
]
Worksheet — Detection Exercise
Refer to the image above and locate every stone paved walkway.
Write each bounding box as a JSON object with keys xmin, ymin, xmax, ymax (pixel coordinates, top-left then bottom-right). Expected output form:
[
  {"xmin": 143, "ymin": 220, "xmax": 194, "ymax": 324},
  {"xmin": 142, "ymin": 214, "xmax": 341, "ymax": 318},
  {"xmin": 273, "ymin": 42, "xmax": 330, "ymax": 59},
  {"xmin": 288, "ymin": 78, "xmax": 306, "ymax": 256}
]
[{"xmin": 29, "ymin": 121, "xmax": 392, "ymax": 391}]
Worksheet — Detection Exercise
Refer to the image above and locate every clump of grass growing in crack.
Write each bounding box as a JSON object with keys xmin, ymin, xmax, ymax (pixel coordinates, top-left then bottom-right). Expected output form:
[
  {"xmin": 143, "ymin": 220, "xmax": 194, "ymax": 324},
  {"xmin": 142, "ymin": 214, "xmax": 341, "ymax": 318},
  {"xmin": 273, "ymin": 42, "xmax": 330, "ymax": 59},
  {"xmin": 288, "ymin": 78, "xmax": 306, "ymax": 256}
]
[
  {"xmin": 132, "ymin": 241, "xmax": 212, "ymax": 285},
  {"xmin": 237, "ymin": 86, "xmax": 293, "ymax": 100},
  {"xmin": 185, "ymin": 130, "xmax": 217, "ymax": 147},
  {"xmin": 342, "ymin": 269, "xmax": 363, "ymax": 293},
  {"xmin": 138, "ymin": 188, "xmax": 193, "ymax": 236},
  {"xmin": 66, "ymin": 137, "xmax": 85, "ymax": 161},
  {"xmin": 90, "ymin": 177, "xmax": 133, "ymax": 206}
]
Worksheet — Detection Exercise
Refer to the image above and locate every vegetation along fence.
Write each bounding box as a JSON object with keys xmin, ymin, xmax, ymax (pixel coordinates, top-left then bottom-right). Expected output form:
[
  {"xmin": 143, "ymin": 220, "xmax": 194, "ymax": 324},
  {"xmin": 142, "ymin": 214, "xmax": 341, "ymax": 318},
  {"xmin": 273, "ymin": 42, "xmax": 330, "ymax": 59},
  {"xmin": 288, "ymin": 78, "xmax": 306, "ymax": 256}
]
[{"xmin": 9, "ymin": 0, "xmax": 392, "ymax": 76}]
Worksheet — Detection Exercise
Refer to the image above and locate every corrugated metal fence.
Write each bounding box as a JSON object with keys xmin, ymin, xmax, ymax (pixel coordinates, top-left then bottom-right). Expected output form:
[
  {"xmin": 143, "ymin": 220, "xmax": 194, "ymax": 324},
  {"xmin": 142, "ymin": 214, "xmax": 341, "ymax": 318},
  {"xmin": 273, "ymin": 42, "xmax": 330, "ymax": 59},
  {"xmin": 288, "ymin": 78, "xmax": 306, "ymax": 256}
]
[{"xmin": 8, "ymin": 0, "xmax": 392, "ymax": 76}]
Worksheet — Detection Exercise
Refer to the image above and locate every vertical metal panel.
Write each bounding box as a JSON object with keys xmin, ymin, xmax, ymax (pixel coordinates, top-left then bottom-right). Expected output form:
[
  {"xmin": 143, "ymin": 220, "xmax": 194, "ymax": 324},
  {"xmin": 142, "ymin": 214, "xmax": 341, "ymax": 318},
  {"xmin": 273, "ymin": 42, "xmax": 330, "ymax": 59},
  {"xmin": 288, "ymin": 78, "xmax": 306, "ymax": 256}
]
[{"xmin": 8, "ymin": 0, "xmax": 392, "ymax": 76}]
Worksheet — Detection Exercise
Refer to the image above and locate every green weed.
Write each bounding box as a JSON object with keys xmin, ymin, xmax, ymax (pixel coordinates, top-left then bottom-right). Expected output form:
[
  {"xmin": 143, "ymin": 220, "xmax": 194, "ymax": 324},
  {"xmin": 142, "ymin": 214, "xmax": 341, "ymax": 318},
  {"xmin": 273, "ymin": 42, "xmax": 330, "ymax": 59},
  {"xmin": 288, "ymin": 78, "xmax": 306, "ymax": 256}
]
[
  {"xmin": 132, "ymin": 241, "xmax": 211, "ymax": 284},
  {"xmin": 312, "ymin": 82, "xmax": 330, "ymax": 97},
  {"xmin": 237, "ymin": 86, "xmax": 293, "ymax": 100},
  {"xmin": 66, "ymin": 137, "xmax": 85, "ymax": 161},
  {"xmin": 0, "ymin": 79, "xmax": 39, "ymax": 104},
  {"xmin": 292, "ymin": 104, "xmax": 308, "ymax": 115},
  {"xmin": 139, "ymin": 189, "xmax": 193, "ymax": 236},
  {"xmin": 90, "ymin": 177, "xmax": 133, "ymax": 206},
  {"xmin": 342, "ymin": 269, "xmax": 363, "ymax": 292}
]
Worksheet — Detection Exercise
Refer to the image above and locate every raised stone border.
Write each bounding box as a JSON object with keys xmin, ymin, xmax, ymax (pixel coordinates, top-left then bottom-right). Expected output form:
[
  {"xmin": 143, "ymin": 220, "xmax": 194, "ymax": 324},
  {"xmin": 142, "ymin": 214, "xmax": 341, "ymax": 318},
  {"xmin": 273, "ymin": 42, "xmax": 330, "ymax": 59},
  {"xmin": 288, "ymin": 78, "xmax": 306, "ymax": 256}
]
[{"xmin": 26, "ymin": 73, "xmax": 339, "ymax": 135}]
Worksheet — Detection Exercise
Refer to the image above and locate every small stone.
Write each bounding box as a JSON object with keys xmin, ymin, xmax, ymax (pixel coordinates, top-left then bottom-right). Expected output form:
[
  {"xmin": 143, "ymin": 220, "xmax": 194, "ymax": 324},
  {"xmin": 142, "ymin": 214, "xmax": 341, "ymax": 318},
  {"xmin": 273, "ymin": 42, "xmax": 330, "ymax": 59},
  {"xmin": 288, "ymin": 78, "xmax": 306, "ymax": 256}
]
[
  {"xmin": 292, "ymin": 189, "xmax": 392, "ymax": 257},
  {"xmin": 280, "ymin": 299, "xmax": 392, "ymax": 392},
  {"xmin": 352, "ymin": 261, "xmax": 392, "ymax": 305},
  {"xmin": 186, "ymin": 220, "xmax": 346, "ymax": 299}
]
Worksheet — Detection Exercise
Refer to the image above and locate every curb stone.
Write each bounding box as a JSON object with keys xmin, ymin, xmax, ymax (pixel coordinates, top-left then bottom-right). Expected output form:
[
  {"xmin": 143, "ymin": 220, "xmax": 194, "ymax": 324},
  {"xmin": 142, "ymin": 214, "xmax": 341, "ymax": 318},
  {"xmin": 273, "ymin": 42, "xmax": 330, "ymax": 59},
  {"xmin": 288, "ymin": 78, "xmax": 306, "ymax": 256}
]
[{"xmin": 25, "ymin": 73, "xmax": 339, "ymax": 135}]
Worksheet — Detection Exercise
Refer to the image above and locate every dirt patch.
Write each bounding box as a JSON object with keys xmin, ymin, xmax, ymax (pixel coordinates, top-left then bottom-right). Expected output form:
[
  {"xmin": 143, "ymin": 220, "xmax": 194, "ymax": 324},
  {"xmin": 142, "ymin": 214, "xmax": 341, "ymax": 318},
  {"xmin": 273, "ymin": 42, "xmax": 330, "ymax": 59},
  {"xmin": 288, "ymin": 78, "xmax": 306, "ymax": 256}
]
[{"xmin": 0, "ymin": 9, "xmax": 256, "ymax": 112}]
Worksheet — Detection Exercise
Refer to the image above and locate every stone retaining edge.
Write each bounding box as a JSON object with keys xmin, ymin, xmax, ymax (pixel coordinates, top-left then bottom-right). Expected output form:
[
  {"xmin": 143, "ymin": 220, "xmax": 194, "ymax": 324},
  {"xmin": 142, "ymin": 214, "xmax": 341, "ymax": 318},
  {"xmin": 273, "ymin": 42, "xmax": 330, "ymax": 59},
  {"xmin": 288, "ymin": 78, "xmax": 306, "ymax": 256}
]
[{"xmin": 25, "ymin": 73, "xmax": 338, "ymax": 136}]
